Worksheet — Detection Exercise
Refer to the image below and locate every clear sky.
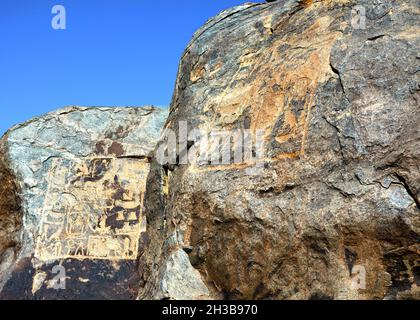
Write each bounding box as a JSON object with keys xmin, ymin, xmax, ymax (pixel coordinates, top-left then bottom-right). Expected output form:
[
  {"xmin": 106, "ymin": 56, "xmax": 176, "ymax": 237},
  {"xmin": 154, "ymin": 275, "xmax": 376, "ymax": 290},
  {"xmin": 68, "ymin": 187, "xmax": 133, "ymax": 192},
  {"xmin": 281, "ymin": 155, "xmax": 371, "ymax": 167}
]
[{"xmin": 0, "ymin": 0, "xmax": 256, "ymax": 135}]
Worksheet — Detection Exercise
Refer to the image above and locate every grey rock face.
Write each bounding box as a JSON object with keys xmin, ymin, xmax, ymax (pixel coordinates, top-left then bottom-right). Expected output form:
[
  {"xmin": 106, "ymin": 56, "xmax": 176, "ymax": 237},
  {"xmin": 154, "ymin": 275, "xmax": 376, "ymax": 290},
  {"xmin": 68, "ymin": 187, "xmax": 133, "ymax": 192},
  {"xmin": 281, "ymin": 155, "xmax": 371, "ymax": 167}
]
[
  {"xmin": 0, "ymin": 106, "xmax": 168, "ymax": 299},
  {"xmin": 0, "ymin": 0, "xmax": 419, "ymax": 301},
  {"xmin": 139, "ymin": 0, "xmax": 419, "ymax": 300}
]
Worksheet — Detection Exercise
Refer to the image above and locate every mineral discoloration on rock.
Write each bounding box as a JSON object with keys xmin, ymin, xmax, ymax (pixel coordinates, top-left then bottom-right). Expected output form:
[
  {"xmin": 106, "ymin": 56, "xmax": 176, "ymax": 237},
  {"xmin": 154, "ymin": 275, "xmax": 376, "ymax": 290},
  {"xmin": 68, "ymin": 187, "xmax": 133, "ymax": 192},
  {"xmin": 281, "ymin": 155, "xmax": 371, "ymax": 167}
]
[
  {"xmin": 0, "ymin": 106, "xmax": 167, "ymax": 299},
  {"xmin": 140, "ymin": 0, "xmax": 419, "ymax": 300},
  {"xmin": 0, "ymin": 0, "xmax": 419, "ymax": 301}
]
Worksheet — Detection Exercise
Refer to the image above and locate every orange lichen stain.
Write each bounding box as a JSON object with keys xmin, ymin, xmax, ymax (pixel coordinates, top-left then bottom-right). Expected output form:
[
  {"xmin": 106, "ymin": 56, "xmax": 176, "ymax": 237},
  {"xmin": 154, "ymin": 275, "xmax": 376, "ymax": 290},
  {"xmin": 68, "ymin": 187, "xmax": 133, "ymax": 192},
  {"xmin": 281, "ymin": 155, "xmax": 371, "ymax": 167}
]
[
  {"xmin": 300, "ymin": 0, "xmax": 351, "ymax": 8},
  {"xmin": 395, "ymin": 27, "xmax": 420, "ymax": 40},
  {"xmin": 250, "ymin": 15, "xmax": 342, "ymax": 156},
  {"xmin": 213, "ymin": 50, "xmax": 260, "ymax": 123},
  {"xmin": 186, "ymin": 11, "xmax": 344, "ymax": 173},
  {"xmin": 272, "ymin": 152, "xmax": 301, "ymax": 160},
  {"xmin": 162, "ymin": 169, "xmax": 170, "ymax": 196},
  {"xmin": 299, "ymin": 0, "xmax": 314, "ymax": 7},
  {"xmin": 190, "ymin": 65, "xmax": 206, "ymax": 83},
  {"xmin": 208, "ymin": 62, "xmax": 223, "ymax": 79}
]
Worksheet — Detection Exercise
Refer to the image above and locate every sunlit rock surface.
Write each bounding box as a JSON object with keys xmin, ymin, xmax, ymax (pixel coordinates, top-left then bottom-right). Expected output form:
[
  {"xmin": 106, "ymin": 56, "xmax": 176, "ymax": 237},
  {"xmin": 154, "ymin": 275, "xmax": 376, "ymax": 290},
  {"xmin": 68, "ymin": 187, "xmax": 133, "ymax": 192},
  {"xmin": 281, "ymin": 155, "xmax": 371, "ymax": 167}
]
[
  {"xmin": 0, "ymin": 0, "xmax": 419, "ymax": 300},
  {"xmin": 139, "ymin": 0, "xmax": 419, "ymax": 300},
  {"xmin": 0, "ymin": 106, "xmax": 167, "ymax": 299}
]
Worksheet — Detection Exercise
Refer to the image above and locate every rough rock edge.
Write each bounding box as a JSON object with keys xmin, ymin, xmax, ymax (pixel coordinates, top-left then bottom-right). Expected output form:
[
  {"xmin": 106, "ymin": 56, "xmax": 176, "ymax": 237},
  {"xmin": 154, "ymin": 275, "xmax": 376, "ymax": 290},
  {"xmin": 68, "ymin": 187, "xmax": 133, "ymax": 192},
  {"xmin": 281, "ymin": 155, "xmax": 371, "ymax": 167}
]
[{"xmin": 0, "ymin": 133, "xmax": 22, "ymax": 291}]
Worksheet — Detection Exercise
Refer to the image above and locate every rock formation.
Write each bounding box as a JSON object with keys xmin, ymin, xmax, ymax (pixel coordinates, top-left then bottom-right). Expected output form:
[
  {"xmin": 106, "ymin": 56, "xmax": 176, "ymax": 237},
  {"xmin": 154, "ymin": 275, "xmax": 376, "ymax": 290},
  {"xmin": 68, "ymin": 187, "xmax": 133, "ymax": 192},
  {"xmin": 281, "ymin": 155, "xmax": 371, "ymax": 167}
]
[
  {"xmin": 139, "ymin": 0, "xmax": 419, "ymax": 300},
  {"xmin": 0, "ymin": 106, "xmax": 167, "ymax": 299},
  {"xmin": 0, "ymin": 0, "xmax": 419, "ymax": 300}
]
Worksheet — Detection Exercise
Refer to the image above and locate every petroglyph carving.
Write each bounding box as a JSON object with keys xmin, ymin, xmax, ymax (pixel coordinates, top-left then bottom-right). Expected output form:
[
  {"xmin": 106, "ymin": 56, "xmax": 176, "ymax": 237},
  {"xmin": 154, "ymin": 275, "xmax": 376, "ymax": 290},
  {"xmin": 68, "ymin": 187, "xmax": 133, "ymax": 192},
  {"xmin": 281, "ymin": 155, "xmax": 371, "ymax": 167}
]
[{"xmin": 35, "ymin": 157, "xmax": 149, "ymax": 261}]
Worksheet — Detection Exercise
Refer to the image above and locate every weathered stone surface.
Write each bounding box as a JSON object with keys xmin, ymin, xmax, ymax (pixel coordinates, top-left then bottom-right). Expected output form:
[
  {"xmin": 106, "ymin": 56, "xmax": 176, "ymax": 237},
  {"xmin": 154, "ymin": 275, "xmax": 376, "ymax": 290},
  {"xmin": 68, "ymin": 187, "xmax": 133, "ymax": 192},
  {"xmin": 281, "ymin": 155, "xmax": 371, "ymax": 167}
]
[
  {"xmin": 0, "ymin": 0, "xmax": 419, "ymax": 301},
  {"xmin": 0, "ymin": 106, "xmax": 167, "ymax": 299},
  {"xmin": 139, "ymin": 0, "xmax": 419, "ymax": 300}
]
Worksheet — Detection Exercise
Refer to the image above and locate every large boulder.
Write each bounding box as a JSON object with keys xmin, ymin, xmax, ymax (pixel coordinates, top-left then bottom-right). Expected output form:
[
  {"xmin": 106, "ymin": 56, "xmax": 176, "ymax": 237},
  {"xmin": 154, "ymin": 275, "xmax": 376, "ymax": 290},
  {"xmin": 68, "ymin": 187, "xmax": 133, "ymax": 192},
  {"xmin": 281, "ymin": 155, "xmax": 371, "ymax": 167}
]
[
  {"xmin": 0, "ymin": 106, "xmax": 167, "ymax": 299},
  {"xmin": 139, "ymin": 0, "xmax": 419, "ymax": 300},
  {"xmin": 0, "ymin": 0, "xmax": 418, "ymax": 301}
]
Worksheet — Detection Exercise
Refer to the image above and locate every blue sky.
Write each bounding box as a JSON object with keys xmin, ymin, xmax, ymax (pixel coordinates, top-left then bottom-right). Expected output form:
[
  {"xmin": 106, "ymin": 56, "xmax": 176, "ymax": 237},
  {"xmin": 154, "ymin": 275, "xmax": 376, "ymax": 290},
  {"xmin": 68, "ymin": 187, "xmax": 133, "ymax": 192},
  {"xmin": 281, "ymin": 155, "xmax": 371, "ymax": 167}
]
[{"xmin": 0, "ymin": 0, "xmax": 254, "ymax": 135}]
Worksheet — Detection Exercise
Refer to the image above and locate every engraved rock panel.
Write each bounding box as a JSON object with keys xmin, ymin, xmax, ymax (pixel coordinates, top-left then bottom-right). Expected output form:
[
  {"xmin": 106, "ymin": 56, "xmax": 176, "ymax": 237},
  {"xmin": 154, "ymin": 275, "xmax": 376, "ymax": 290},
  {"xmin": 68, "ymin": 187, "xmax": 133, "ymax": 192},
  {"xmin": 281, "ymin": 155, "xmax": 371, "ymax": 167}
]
[
  {"xmin": 0, "ymin": 106, "xmax": 167, "ymax": 299},
  {"xmin": 35, "ymin": 157, "xmax": 148, "ymax": 262},
  {"xmin": 0, "ymin": 0, "xmax": 419, "ymax": 301}
]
